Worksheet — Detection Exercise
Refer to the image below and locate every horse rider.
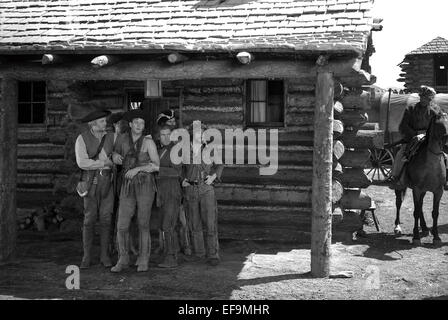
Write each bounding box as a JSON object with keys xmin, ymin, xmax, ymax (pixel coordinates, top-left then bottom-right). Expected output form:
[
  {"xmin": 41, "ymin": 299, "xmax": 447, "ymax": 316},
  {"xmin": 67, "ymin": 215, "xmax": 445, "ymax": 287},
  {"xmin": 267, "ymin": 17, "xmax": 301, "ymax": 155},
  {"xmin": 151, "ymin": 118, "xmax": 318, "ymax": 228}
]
[
  {"xmin": 75, "ymin": 110, "xmax": 114, "ymax": 269},
  {"xmin": 111, "ymin": 109, "xmax": 160, "ymax": 273},
  {"xmin": 388, "ymin": 85, "xmax": 447, "ymax": 189}
]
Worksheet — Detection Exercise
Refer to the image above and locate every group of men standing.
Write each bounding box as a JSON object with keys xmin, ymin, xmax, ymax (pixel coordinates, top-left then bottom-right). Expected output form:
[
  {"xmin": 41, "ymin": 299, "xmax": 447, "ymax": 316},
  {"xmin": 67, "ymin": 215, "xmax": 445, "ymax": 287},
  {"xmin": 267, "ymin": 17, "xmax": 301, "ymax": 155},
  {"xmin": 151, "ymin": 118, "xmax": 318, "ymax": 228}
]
[{"xmin": 74, "ymin": 108, "xmax": 223, "ymax": 273}]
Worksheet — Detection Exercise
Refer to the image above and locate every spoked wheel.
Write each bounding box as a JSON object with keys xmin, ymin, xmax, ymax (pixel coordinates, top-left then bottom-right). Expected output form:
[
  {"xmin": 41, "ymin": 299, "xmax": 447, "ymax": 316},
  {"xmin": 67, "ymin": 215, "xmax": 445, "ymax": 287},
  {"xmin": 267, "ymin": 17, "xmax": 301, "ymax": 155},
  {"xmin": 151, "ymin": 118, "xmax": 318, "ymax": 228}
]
[{"xmin": 366, "ymin": 148, "xmax": 394, "ymax": 182}]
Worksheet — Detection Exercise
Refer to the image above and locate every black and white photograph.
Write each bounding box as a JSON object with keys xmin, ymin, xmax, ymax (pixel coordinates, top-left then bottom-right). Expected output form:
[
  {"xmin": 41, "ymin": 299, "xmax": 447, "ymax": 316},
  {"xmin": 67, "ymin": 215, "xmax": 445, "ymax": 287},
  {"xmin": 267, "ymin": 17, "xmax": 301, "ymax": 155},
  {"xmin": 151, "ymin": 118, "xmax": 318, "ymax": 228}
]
[{"xmin": 0, "ymin": 0, "xmax": 447, "ymax": 305}]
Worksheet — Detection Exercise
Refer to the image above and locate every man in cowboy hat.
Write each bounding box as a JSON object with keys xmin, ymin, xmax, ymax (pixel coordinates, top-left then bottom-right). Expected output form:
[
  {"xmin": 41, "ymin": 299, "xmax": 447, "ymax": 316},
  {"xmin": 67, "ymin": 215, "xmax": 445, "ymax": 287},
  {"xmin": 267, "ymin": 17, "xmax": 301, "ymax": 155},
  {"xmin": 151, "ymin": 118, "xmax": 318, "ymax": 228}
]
[
  {"xmin": 75, "ymin": 109, "xmax": 115, "ymax": 269},
  {"xmin": 182, "ymin": 121, "xmax": 224, "ymax": 266},
  {"xmin": 389, "ymin": 85, "xmax": 443, "ymax": 188},
  {"xmin": 111, "ymin": 109, "xmax": 160, "ymax": 273}
]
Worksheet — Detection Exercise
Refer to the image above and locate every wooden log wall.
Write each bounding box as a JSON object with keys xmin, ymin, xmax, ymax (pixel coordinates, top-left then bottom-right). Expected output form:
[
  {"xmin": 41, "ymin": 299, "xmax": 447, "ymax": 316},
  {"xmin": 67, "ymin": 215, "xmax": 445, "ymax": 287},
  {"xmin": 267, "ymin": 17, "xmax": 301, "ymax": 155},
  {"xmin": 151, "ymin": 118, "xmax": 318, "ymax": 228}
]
[
  {"xmin": 17, "ymin": 78, "xmax": 318, "ymax": 242},
  {"xmin": 398, "ymin": 55, "xmax": 435, "ymax": 92},
  {"xmin": 16, "ymin": 76, "xmax": 384, "ymax": 243},
  {"xmin": 161, "ymin": 79, "xmax": 317, "ymax": 241},
  {"xmin": 332, "ymin": 83, "xmax": 385, "ymax": 232}
]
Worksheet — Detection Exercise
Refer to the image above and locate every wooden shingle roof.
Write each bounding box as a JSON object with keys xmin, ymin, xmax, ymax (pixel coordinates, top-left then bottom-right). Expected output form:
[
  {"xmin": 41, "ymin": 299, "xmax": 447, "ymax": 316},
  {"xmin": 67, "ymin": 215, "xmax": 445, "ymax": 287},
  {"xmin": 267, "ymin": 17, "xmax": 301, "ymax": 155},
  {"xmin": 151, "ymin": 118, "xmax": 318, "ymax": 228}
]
[
  {"xmin": 0, "ymin": 0, "xmax": 375, "ymax": 54},
  {"xmin": 407, "ymin": 37, "xmax": 448, "ymax": 56}
]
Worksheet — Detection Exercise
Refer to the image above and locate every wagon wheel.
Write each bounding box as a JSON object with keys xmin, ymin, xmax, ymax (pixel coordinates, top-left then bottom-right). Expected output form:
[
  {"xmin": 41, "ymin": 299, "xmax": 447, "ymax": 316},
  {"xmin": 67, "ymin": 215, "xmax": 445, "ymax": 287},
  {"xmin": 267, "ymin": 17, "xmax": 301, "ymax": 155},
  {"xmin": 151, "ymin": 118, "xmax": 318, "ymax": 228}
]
[{"xmin": 366, "ymin": 148, "xmax": 395, "ymax": 182}]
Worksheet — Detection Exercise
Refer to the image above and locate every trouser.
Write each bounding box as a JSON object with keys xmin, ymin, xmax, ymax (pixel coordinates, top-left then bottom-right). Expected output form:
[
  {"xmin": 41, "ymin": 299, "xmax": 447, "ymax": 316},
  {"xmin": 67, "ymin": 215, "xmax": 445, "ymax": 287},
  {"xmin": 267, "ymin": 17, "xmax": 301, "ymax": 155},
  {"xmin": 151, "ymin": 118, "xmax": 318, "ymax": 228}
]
[
  {"xmin": 116, "ymin": 178, "xmax": 156, "ymax": 265},
  {"xmin": 160, "ymin": 197, "xmax": 181, "ymax": 258},
  {"xmin": 184, "ymin": 184, "xmax": 219, "ymax": 259},
  {"xmin": 82, "ymin": 171, "xmax": 113, "ymax": 260}
]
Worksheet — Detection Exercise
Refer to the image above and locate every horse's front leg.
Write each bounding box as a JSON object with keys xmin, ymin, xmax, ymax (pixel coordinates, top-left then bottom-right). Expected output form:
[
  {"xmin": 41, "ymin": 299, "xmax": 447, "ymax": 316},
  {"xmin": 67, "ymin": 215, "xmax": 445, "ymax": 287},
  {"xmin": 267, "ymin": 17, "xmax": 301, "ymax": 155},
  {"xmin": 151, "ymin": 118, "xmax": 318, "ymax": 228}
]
[
  {"xmin": 394, "ymin": 190, "xmax": 404, "ymax": 235},
  {"xmin": 412, "ymin": 190, "xmax": 425, "ymax": 245},
  {"xmin": 432, "ymin": 190, "xmax": 443, "ymax": 245}
]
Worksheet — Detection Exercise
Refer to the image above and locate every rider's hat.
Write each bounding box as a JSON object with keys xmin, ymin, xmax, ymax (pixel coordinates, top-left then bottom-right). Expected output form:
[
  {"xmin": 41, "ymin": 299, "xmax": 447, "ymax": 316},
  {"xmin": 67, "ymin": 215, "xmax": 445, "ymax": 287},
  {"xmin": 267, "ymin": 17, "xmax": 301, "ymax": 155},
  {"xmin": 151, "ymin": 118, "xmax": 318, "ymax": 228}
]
[{"xmin": 419, "ymin": 85, "xmax": 436, "ymax": 98}]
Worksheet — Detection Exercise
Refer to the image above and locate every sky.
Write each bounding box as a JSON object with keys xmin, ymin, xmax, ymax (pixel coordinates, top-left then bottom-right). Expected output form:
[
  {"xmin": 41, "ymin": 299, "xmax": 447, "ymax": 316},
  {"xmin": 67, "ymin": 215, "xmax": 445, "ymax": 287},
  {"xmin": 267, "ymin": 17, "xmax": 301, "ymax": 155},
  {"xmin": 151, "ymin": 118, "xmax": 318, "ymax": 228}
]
[{"xmin": 370, "ymin": 0, "xmax": 448, "ymax": 89}]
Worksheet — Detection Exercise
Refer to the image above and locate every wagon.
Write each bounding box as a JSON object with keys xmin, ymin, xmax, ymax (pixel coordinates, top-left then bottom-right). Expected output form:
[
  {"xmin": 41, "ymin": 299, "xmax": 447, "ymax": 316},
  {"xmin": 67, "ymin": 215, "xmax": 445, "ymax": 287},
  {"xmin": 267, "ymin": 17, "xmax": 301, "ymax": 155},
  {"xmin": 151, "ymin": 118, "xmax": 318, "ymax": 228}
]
[{"xmin": 367, "ymin": 91, "xmax": 448, "ymax": 182}]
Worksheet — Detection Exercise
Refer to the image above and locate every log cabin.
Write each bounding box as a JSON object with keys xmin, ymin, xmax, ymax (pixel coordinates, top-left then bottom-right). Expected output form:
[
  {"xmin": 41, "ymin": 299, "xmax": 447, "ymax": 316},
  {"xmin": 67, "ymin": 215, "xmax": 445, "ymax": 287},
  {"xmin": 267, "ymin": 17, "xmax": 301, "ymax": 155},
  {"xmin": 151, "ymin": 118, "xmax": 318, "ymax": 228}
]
[
  {"xmin": 398, "ymin": 36, "xmax": 448, "ymax": 93},
  {"xmin": 0, "ymin": 0, "xmax": 383, "ymax": 276}
]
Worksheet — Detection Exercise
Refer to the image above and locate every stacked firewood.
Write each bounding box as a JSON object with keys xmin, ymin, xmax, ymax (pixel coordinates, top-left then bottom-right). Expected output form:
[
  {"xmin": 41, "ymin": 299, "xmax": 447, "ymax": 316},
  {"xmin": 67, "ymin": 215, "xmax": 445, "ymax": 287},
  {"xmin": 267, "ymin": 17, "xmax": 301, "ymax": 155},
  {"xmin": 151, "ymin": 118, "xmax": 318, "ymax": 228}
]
[{"xmin": 332, "ymin": 85, "xmax": 384, "ymax": 226}]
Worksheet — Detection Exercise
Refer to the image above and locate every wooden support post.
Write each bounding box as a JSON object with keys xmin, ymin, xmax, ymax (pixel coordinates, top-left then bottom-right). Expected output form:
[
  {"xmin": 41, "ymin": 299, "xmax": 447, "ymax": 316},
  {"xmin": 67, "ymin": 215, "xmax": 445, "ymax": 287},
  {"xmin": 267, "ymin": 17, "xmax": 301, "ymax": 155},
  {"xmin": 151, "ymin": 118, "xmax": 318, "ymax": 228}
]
[
  {"xmin": 311, "ymin": 56, "xmax": 334, "ymax": 278},
  {"xmin": 0, "ymin": 78, "xmax": 18, "ymax": 262}
]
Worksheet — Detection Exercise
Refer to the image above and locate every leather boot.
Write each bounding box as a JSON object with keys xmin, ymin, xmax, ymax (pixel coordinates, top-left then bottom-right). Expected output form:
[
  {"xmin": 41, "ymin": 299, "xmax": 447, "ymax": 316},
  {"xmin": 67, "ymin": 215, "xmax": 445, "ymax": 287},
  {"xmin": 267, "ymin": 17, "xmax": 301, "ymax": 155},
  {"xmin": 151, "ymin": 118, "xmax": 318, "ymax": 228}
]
[
  {"xmin": 100, "ymin": 225, "xmax": 112, "ymax": 267},
  {"xmin": 111, "ymin": 231, "xmax": 130, "ymax": 273},
  {"xmin": 158, "ymin": 232, "xmax": 178, "ymax": 268},
  {"xmin": 80, "ymin": 226, "xmax": 94, "ymax": 269},
  {"xmin": 136, "ymin": 228, "xmax": 151, "ymax": 272}
]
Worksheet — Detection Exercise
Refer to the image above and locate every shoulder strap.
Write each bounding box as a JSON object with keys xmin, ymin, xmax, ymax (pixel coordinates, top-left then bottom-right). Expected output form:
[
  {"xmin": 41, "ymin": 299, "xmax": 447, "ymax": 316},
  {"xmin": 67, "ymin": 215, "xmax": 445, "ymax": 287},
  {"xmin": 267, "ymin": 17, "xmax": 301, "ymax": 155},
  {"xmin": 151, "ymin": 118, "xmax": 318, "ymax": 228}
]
[{"xmin": 91, "ymin": 134, "xmax": 107, "ymax": 160}]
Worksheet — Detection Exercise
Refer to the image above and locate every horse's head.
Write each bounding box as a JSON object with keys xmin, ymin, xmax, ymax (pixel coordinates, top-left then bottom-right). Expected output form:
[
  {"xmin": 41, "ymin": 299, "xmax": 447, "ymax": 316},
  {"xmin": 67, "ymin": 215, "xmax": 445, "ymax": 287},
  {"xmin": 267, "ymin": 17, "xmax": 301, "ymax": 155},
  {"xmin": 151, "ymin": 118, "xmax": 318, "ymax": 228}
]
[{"xmin": 429, "ymin": 112, "xmax": 448, "ymax": 145}]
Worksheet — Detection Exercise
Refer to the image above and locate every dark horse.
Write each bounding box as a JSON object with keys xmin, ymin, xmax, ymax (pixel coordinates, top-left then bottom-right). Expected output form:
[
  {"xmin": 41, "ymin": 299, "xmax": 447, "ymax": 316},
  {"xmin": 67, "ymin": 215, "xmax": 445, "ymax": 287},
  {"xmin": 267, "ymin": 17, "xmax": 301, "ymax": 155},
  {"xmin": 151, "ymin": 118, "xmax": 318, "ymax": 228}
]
[{"xmin": 394, "ymin": 112, "xmax": 448, "ymax": 245}]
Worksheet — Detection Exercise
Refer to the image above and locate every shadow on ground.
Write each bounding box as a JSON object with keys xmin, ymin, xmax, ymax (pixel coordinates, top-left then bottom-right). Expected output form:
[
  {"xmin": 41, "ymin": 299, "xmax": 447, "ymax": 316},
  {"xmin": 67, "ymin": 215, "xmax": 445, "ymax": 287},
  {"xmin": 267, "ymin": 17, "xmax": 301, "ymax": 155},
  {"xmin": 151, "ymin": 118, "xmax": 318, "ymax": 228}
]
[{"xmin": 0, "ymin": 231, "xmax": 309, "ymax": 300}]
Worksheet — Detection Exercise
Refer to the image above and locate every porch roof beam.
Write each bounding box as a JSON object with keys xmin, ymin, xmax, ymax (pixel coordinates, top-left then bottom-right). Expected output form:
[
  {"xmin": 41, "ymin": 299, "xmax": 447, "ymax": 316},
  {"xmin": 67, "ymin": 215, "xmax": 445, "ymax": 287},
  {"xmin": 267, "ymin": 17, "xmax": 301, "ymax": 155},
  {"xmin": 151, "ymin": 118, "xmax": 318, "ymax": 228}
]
[{"xmin": 0, "ymin": 58, "xmax": 371, "ymax": 85}]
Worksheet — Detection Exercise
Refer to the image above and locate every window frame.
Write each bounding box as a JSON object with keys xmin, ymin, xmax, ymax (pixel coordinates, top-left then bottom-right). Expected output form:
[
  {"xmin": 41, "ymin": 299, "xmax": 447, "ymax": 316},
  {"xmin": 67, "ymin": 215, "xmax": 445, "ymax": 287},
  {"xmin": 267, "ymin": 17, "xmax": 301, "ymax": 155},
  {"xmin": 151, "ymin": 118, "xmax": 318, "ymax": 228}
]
[
  {"xmin": 434, "ymin": 54, "xmax": 448, "ymax": 90},
  {"xmin": 244, "ymin": 79, "xmax": 286, "ymax": 128},
  {"xmin": 17, "ymin": 81, "xmax": 47, "ymax": 126}
]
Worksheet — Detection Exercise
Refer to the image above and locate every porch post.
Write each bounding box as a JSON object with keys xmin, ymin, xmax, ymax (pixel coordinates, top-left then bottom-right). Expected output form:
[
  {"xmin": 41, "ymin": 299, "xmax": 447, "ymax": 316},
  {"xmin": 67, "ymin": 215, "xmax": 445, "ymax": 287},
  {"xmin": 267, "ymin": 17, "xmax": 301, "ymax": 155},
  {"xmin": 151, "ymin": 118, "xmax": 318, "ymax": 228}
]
[
  {"xmin": 311, "ymin": 56, "xmax": 334, "ymax": 278},
  {"xmin": 0, "ymin": 77, "xmax": 18, "ymax": 262}
]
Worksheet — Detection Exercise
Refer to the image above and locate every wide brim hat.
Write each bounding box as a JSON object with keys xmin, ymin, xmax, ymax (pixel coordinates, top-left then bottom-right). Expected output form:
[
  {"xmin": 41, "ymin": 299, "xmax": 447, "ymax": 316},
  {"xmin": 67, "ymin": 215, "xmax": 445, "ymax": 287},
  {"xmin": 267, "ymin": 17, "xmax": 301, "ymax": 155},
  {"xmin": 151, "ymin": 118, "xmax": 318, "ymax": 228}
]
[
  {"xmin": 157, "ymin": 109, "xmax": 175, "ymax": 126},
  {"xmin": 109, "ymin": 112, "xmax": 124, "ymax": 124},
  {"xmin": 80, "ymin": 109, "xmax": 111, "ymax": 123},
  {"xmin": 123, "ymin": 109, "xmax": 147, "ymax": 123},
  {"xmin": 419, "ymin": 85, "xmax": 436, "ymax": 98}
]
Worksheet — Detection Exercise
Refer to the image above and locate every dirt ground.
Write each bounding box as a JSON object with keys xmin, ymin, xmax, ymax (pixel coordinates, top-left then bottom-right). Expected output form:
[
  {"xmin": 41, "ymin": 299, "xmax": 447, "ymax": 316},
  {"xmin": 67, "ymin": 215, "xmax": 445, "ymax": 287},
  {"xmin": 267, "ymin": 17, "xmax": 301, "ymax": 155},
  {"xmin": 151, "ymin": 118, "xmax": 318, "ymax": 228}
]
[{"xmin": 1, "ymin": 185, "xmax": 447, "ymax": 300}]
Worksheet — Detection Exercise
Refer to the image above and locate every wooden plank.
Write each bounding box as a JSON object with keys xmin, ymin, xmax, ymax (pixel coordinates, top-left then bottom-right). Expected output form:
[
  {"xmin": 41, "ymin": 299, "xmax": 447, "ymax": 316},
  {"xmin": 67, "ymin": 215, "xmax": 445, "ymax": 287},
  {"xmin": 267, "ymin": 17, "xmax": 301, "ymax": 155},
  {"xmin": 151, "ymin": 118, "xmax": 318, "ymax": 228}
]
[
  {"xmin": 311, "ymin": 57, "xmax": 334, "ymax": 278},
  {"xmin": 342, "ymin": 130, "xmax": 384, "ymax": 149},
  {"xmin": 339, "ymin": 149, "xmax": 371, "ymax": 168},
  {"xmin": 1, "ymin": 58, "xmax": 365, "ymax": 81},
  {"xmin": 0, "ymin": 78, "xmax": 18, "ymax": 262},
  {"xmin": 359, "ymin": 122, "xmax": 379, "ymax": 131}
]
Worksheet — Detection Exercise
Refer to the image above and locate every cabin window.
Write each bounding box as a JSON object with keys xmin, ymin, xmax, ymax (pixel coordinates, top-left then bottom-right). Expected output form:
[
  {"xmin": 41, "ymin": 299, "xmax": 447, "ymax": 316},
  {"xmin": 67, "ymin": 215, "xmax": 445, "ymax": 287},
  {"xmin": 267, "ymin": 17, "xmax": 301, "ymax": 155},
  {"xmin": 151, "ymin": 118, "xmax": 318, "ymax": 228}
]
[
  {"xmin": 127, "ymin": 91, "xmax": 145, "ymax": 110},
  {"xmin": 435, "ymin": 55, "xmax": 448, "ymax": 87},
  {"xmin": 18, "ymin": 81, "xmax": 46, "ymax": 124},
  {"xmin": 246, "ymin": 80, "xmax": 284, "ymax": 126}
]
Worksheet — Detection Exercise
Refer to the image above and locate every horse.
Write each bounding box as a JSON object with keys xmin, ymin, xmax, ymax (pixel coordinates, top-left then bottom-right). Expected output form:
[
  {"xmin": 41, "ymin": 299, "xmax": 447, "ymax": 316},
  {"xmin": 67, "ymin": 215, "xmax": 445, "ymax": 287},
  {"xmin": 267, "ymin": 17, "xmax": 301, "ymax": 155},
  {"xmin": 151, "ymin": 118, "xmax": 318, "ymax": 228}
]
[{"xmin": 394, "ymin": 112, "xmax": 448, "ymax": 245}]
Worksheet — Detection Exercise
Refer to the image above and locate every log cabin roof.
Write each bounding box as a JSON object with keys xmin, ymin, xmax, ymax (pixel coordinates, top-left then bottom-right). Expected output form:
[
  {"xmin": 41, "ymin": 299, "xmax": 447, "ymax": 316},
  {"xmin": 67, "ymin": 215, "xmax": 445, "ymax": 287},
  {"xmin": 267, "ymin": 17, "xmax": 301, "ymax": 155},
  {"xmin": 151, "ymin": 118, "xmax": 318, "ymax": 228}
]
[
  {"xmin": 0, "ymin": 0, "xmax": 375, "ymax": 55},
  {"xmin": 407, "ymin": 37, "xmax": 448, "ymax": 56}
]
